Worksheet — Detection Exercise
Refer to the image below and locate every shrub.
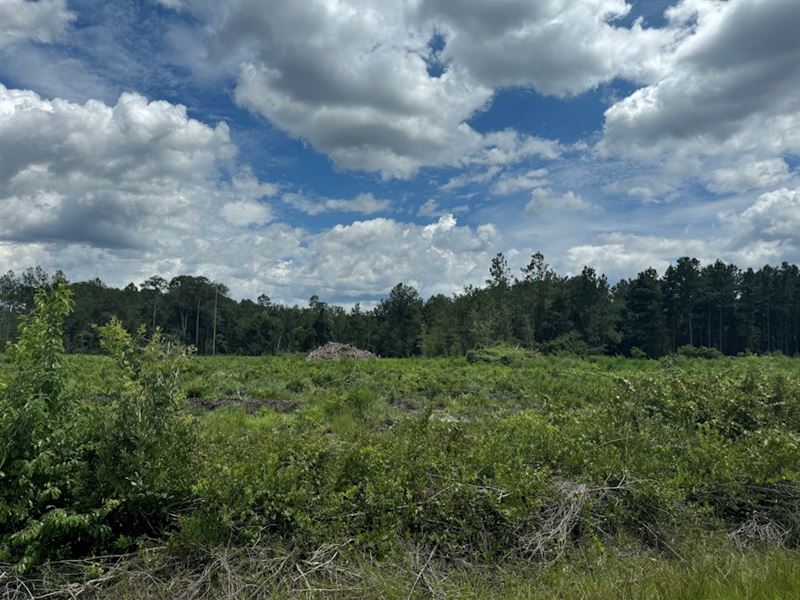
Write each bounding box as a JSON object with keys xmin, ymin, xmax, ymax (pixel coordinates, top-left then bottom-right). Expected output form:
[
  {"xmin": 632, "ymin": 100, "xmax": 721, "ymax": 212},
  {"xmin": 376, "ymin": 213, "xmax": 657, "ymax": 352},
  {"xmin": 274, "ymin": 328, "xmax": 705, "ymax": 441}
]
[
  {"xmin": 677, "ymin": 345, "xmax": 724, "ymax": 359},
  {"xmin": 90, "ymin": 318, "xmax": 195, "ymax": 536},
  {"xmin": 0, "ymin": 286, "xmax": 194, "ymax": 571},
  {"xmin": 466, "ymin": 344, "xmax": 534, "ymax": 366},
  {"xmin": 0, "ymin": 280, "xmax": 114, "ymax": 571},
  {"xmin": 538, "ymin": 332, "xmax": 593, "ymax": 357}
]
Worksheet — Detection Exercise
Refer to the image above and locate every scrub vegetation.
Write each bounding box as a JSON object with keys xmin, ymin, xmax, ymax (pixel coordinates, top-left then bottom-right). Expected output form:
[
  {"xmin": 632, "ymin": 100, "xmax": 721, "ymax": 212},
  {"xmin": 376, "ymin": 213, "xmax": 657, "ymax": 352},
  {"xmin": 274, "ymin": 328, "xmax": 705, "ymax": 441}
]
[{"xmin": 1, "ymin": 282, "xmax": 799, "ymax": 598}]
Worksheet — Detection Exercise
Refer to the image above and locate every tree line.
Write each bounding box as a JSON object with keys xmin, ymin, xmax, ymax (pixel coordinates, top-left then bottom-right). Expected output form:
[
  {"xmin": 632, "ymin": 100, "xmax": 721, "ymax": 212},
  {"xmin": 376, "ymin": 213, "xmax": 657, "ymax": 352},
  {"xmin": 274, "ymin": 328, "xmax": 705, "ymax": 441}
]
[{"xmin": 1, "ymin": 254, "xmax": 799, "ymax": 358}]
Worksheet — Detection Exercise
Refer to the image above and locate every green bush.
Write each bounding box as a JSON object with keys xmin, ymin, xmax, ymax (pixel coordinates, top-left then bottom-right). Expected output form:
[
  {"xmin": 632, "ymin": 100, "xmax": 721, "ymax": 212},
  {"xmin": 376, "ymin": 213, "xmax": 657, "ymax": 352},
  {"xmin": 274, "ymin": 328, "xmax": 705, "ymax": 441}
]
[
  {"xmin": 0, "ymin": 281, "xmax": 112, "ymax": 571},
  {"xmin": 89, "ymin": 318, "xmax": 195, "ymax": 536},
  {"xmin": 677, "ymin": 345, "xmax": 725, "ymax": 359},
  {"xmin": 0, "ymin": 286, "xmax": 194, "ymax": 571},
  {"xmin": 465, "ymin": 344, "xmax": 534, "ymax": 366},
  {"xmin": 538, "ymin": 332, "xmax": 594, "ymax": 356}
]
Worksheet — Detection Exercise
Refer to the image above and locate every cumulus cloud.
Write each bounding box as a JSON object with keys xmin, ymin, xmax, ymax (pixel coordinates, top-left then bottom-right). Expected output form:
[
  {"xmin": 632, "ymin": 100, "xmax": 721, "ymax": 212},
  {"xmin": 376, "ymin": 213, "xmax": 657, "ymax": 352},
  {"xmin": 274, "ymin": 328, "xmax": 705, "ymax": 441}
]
[
  {"xmin": 722, "ymin": 187, "xmax": 800, "ymax": 242},
  {"xmin": 0, "ymin": 84, "xmax": 282, "ymax": 249},
  {"xmin": 174, "ymin": 0, "xmax": 799, "ymax": 191},
  {"xmin": 282, "ymin": 214, "xmax": 499, "ymax": 299},
  {"xmin": 564, "ymin": 230, "xmax": 793, "ymax": 281},
  {"xmin": 3, "ymin": 0, "xmax": 799, "ymax": 304},
  {"xmin": 230, "ymin": 168, "xmax": 279, "ymax": 200},
  {"xmin": 1, "ymin": 213, "xmax": 502, "ymax": 304},
  {"xmin": 565, "ymin": 232, "xmax": 716, "ymax": 276},
  {"xmin": 0, "ymin": 82, "xmax": 509, "ymax": 302},
  {"xmin": 174, "ymin": 0, "xmax": 572, "ymax": 178},
  {"xmin": 153, "ymin": 213, "xmax": 500, "ymax": 303},
  {"xmin": 601, "ymin": 0, "xmax": 800, "ymax": 162},
  {"xmin": 414, "ymin": 0, "xmax": 673, "ymax": 96},
  {"xmin": 562, "ymin": 188, "xmax": 800, "ymax": 280},
  {"xmin": 214, "ymin": 0, "xmax": 489, "ymax": 178},
  {"xmin": 283, "ymin": 192, "xmax": 391, "ymax": 216},
  {"xmin": 0, "ymin": 0, "xmax": 74, "ymax": 49}
]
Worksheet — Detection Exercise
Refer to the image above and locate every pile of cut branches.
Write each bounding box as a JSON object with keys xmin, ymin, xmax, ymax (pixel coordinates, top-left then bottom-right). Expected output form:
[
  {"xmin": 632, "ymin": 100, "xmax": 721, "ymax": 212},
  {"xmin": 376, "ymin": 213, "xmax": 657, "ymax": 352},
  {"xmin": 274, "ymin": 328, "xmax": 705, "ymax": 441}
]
[{"xmin": 306, "ymin": 342, "xmax": 377, "ymax": 361}]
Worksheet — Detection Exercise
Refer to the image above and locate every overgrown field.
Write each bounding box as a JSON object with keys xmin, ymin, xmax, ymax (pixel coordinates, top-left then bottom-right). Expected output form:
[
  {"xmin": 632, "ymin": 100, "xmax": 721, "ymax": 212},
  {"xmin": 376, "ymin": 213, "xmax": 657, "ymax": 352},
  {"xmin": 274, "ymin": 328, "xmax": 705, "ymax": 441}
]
[{"xmin": 1, "ymin": 286, "xmax": 800, "ymax": 598}]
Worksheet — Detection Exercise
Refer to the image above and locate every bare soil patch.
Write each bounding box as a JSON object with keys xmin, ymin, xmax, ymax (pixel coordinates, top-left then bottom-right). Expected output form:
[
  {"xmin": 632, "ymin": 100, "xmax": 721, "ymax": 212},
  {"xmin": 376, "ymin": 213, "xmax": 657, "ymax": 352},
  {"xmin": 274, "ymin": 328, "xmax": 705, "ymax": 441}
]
[{"xmin": 390, "ymin": 396, "xmax": 421, "ymax": 414}]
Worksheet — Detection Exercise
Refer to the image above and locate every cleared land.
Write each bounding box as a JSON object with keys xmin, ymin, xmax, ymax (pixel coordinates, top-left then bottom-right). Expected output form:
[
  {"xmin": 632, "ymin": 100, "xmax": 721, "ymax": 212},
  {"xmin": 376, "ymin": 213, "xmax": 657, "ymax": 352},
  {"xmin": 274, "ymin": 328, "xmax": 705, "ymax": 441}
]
[{"xmin": 2, "ymin": 348, "xmax": 799, "ymax": 598}]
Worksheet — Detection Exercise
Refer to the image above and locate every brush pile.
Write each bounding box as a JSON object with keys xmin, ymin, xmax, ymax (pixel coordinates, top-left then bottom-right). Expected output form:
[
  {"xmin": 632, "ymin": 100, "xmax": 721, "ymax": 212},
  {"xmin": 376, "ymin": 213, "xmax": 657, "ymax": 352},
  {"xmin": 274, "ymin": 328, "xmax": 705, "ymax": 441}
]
[{"xmin": 306, "ymin": 341, "xmax": 377, "ymax": 360}]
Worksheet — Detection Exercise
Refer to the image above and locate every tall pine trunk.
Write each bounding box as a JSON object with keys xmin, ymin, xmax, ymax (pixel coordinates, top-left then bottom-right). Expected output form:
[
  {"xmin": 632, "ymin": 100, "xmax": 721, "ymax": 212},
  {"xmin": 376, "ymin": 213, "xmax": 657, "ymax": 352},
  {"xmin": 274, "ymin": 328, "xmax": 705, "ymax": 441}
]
[{"xmin": 195, "ymin": 298, "xmax": 201, "ymax": 352}]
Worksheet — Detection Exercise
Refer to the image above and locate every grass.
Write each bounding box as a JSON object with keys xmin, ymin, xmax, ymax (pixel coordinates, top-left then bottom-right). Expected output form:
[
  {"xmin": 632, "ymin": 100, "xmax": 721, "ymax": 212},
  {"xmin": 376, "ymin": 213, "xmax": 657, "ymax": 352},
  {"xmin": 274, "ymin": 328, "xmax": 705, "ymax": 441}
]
[
  {"xmin": 13, "ymin": 542, "xmax": 800, "ymax": 599},
  {"xmin": 471, "ymin": 548, "xmax": 800, "ymax": 600}
]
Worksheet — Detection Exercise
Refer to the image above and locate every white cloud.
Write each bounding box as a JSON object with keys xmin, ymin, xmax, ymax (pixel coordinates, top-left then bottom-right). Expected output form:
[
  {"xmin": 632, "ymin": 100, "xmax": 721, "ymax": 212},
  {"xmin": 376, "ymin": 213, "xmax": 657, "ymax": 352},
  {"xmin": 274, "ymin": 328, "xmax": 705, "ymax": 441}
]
[
  {"xmin": 414, "ymin": 0, "xmax": 674, "ymax": 96},
  {"xmin": 417, "ymin": 199, "xmax": 439, "ymax": 217},
  {"xmin": 221, "ymin": 200, "xmax": 272, "ymax": 227},
  {"xmin": 283, "ymin": 192, "xmax": 391, "ymax": 216},
  {"xmin": 0, "ymin": 84, "xmax": 285, "ymax": 249},
  {"xmin": 525, "ymin": 188, "xmax": 599, "ymax": 215},
  {"xmin": 217, "ymin": 0, "xmax": 491, "ymax": 179},
  {"xmin": 0, "ymin": 0, "xmax": 74, "ymax": 49},
  {"xmin": 564, "ymin": 230, "xmax": 793, "ymax": 281},
  {"xmin": 0, "ymin": 213, "xmax": 502, "ymax": 303},
  {"xmin": 153, "ymin": 0, "xmax": 186, "ymax": 10},
  {"xmin": 231, "ymin": 168, "xmax": 279, "ymax": 199},
  {"xmin": 562, "ymin": 188, "xmax": 800, "ymax": 280},
  {"xmin": 722, "ymin": 187, "xmax": 800, "ymax": 242},
  {"xmin": 491, "ymin": 168, "xmax": 549, "ymax": 195},
  {"xmin": 0, "ymin": 83, "xmax": 506, "ymax": 302},
  {"xmin": 624, "ymin": 181, "xmax": 679, "ymax": 203},
  {"xmin": 441, "ymin": 166, "xmax": 500, "ymax": 192},
  {"xmin": 175, "ymin": 0, "xmax": 570, "ymax": 179},
  {"xmin": 293, "ymin": 214, "xmax": 499, "ymax": 298},
  {"xmin": 439, "ymin": 132, "xmax": 559, "ymax": 192},
  {"xmin": 2, "ymin": 1, "xmax": 799, "ymax": 304},
  {"xmin": 707, "ymin": 159, "xmax": 791, "ymax": 195},
  {"xmin": 0, "ymin": 47, "xmax": 117, "ymax": 104},
  {"xmin": 321, "ymin": 193, "xmax": 391, "ymax": 215},
  {"xmin": 565, "ymin": 233, "xmax": 715, "ymax": 278},
  {"xmin": 467, "ymin": 130, "xmax": 561, "ymax": 165},
  {"xmin": 601, "ymin": 0, "xmax": 800, "ymax": 162},
  {"xmin": 417, "ymin": 199, "xmax": 469, "ymax": 217},
  {"xmin": 175, "ymin": 0, "xmax": 800, "ymax": 194}
]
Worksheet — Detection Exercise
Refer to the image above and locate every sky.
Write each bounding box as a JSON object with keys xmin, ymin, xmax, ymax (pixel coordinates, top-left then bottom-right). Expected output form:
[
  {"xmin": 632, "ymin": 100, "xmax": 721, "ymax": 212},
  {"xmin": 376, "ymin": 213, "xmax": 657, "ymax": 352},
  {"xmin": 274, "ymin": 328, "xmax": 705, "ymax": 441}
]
[{"xmin": 0, "ymin": 0, "xmax": 798, "ymax": 305}]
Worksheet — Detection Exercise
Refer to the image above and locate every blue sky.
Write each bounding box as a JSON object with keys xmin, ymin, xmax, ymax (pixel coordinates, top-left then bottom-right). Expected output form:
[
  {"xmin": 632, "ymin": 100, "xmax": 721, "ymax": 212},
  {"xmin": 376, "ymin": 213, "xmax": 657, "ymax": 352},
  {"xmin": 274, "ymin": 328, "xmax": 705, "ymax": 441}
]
[{"xmin": 0, "ymin": 0, "xmax": 798, "ymax": 304}]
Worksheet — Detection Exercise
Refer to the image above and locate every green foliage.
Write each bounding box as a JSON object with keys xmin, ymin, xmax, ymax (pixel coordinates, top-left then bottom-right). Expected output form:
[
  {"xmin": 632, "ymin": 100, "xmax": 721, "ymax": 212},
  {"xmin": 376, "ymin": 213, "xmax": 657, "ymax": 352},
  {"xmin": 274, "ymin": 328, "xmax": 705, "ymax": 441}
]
[
  {"xmin": 164, "ymin": 354, "xmax": 800, "ymax": 568},
  {"xmin": 0, "ymin": 280, "xmax": 110, "ymax": 571},
  {"xmin": 90, "ymin": 318, "xmax": 195, "ymax": 534},
  {"xmin": 5, "ymin": 255, "xmax": 800, "ymax": 361},
  {"xmin": 2, "ymin": 304, "xmax": 800, "ymax": 591},
  {"xmin": 0, "ymin": 288, "xmax": 194, "ymax": 571},
  {"xmin": 677, "ymin": 345, "xmax": 725, "ymax": 359},
  {"xmin": 538, "ymin": 331, "xmax": 593, "ymax": 356},
  {"xmin": 465, "ymin": 344, "xmax": 534, "ymax": 366}
]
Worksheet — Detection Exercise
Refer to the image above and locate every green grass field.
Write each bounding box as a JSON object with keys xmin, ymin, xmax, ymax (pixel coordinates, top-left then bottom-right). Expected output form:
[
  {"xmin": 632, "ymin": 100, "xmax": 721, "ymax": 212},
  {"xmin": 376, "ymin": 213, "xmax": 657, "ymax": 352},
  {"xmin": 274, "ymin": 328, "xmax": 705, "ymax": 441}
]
[{"xmin": 2, "ymin": 350, "xmax": 800, "ymax": 598}]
